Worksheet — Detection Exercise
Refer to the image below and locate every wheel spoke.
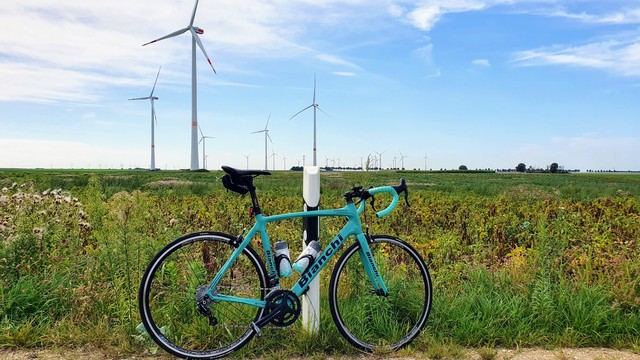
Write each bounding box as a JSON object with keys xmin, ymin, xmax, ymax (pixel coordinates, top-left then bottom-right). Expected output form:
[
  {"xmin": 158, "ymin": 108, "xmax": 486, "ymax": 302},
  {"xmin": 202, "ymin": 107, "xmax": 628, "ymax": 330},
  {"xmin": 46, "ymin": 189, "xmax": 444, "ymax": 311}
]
[
  {"xmin": 139, "ymin": 233, "xmax": 267, "ymax": 359},
  {"xmin": 329, "ymin": 236, "xmax": 432, "ymax": 351}
]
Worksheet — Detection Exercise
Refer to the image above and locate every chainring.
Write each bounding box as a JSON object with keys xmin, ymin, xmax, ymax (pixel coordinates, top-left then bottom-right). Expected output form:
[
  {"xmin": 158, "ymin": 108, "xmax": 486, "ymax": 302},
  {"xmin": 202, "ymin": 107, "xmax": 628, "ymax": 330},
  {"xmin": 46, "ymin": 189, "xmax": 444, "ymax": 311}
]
[{"xmin": 264, "ymin": 289, "xmax": 301, "ymax": 327}]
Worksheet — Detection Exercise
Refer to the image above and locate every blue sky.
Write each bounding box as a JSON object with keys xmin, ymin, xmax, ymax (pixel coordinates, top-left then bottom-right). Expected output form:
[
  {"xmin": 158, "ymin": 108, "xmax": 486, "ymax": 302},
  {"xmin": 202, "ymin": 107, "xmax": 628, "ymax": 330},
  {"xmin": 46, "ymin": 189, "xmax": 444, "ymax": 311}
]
[{"xmin": 1, "ymin": 0, "xmax": 639, "ymax": 171}]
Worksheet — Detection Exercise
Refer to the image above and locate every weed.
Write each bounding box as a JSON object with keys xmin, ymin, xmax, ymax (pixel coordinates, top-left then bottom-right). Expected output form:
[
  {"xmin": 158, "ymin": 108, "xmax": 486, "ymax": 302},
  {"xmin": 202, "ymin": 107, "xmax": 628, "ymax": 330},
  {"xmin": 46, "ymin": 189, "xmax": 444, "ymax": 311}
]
[
  {"xmin": 0, "ymin": 169, "xmax": 639, "ymax": 356},
  {"xmin": 477, "ymin": 347, "xmax": 498, "ymax": 360}
]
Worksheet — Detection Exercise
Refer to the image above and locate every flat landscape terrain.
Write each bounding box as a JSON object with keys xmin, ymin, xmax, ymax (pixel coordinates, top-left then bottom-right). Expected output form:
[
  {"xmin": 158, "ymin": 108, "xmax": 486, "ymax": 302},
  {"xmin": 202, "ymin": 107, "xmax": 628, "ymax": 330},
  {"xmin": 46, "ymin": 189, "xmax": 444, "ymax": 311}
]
[{"xmin": 1, "ymin": 169, "xmax": 639, "ymax": 358}]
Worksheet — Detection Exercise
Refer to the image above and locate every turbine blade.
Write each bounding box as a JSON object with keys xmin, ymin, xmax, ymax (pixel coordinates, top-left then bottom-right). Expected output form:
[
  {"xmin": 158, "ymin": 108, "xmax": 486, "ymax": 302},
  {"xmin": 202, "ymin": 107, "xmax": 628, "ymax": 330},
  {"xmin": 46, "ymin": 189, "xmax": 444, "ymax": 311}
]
[
  {"xmin": 191, "ymin": 29, "xmax": 217, "ymax": 74},
  {"xmin": 267, "ymin": 132, "xmax": 273, "ymax": 145},
  {"xmin": 265, "ymin": 113, "xmax": 271, "ymax": 130},
  {"xmin": 142, "ymin": 27, "xmax": 189, "ymax": 46},
  {"xmin": 250, "ymin": 130, "xmax": 266, "ymax": 134},
  {"xmin": 150, "ymin": 66, "xmax": 161, "ymax": 97},
  {"xmin": 313, "ymin": 73, "xmax": 317, "ymax": 104},
  {"xmin": 128, "ymin": 97, "xmax": 150, "ymax": 101},
  {"xmin": 288, "ymin": 105, "xmax": 313, "ymax": 121},
  {"xmin": 198, "ymin": 125, "xmax": 204, "ymax": 138},
  {"xmin": 189, "ymin": 0, "xmax": 200, "ymax": 27},
  {"xmin": 317, "ymin": 106, "xmax": 335, "ymax": 120}
]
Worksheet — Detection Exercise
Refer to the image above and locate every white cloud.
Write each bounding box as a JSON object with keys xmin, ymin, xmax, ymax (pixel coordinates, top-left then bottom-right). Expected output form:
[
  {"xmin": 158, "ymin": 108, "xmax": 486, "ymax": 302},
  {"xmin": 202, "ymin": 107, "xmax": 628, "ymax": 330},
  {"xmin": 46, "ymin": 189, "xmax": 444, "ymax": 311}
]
[
  {"xmin": 390, "ymin": 0, "xmax": 490, "ymax": 31},
  {"xmin": 333, "ymin": 71, "xmax": 356, "ymax": 76},
  {"xmin": 0, "ymin": 0, "xmax": 371, "ymax": 104},
  {"xmin": 511, "ymin": 36, "xmax": 640, "ymax": 77},
  {"xmin": 413, "ymin": 43, "xmax": 434, "ymax": 65},
  {"xmin": 472, "ymin": 59, "xmax": 491, "ymax": 67},
  {"xmin": 392, "ymin": 1, "xmax": 640, "ymax": 33},
  {"xmin": 315, "ymin": 54, "xmax": 362, "ymax": 69},
  {"xmin": 541, "ymin": 7, "xmax": 640, "ymax": 25}
]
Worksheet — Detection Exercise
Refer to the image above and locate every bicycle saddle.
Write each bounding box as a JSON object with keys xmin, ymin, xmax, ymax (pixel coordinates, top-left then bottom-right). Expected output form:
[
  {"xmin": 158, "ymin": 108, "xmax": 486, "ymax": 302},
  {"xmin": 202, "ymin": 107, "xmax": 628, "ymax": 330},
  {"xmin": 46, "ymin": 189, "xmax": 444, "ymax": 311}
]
[{"xmin": 222, "ymin": 166, "xmax": 271, "ymax": 177}]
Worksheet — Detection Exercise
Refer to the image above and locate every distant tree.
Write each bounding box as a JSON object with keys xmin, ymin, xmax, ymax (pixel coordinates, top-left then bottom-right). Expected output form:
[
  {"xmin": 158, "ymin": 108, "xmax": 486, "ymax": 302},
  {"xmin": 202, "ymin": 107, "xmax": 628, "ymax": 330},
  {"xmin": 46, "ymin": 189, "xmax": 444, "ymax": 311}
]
[
  {"xmin": 516, "ymin": 163, "xmax": 526, "ymax": 172},
  {"xmin": 550, "ymin": 162, "xmax": 559, "ymax": 173},
  {"xmin": 459, "ymin": 165, "xmax": 468, "ymax": 171}
]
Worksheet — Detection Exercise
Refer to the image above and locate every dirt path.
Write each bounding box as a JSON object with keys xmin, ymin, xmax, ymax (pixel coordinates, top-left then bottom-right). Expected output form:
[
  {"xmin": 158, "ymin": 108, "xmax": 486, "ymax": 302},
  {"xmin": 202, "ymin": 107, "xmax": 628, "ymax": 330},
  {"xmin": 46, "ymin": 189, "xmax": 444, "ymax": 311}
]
[{"xmin": 1, "ymin": 348, "xmax": 639, "ymax": 360}]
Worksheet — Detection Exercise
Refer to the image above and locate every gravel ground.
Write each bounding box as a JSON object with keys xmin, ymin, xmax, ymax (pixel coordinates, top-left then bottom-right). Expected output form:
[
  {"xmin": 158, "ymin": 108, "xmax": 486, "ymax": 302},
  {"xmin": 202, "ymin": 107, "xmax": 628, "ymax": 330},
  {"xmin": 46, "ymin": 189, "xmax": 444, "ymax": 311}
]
[{"xmin": 1, "ymin": 348, "xmax": 640, "ymax": 360}]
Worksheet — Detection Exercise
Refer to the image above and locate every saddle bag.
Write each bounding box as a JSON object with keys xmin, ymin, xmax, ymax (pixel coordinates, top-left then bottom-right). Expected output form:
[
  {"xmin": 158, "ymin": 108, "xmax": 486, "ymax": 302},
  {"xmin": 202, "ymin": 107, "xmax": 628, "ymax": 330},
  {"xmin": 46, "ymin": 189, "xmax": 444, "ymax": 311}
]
[{"xmin": 221, "ymin": 174, "xmax": 250, "ymax": 195}]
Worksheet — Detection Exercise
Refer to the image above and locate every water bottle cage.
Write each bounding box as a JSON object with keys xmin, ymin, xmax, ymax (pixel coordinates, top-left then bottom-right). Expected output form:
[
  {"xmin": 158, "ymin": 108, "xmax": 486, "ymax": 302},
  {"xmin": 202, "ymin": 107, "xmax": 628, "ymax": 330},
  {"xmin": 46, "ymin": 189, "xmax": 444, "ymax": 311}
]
[
  {"xmin": 275, "ymin": 254, "xmax": 290, "ymax": 268},
  {"xmin": 296, "ymin": 254, "xmax": 315, "ymax": 274}
]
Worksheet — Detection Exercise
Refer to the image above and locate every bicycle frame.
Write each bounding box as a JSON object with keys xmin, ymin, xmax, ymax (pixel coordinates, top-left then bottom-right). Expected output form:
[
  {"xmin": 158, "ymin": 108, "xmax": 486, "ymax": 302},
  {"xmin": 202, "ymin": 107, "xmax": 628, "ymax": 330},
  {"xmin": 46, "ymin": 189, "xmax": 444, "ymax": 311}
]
[{"xmin": 206, "ymin": 200, "xmax": 388, "ymax": 308}]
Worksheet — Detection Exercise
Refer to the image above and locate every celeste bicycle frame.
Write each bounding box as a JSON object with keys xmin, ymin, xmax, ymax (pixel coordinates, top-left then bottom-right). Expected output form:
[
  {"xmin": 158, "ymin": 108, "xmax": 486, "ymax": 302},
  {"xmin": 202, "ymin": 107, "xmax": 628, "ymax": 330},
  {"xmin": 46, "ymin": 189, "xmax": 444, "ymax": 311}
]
[{"xmin": 206, "ymin": 191, "xmax": 398, "ymax": 310}]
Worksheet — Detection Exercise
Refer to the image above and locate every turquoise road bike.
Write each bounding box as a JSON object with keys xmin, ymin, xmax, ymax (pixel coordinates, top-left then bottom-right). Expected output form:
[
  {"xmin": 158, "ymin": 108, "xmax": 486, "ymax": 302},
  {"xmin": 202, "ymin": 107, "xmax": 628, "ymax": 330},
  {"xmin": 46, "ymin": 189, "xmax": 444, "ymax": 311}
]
[{"xmin": 139, "ymin": 166, "xmax": 433, "ymax": 359}]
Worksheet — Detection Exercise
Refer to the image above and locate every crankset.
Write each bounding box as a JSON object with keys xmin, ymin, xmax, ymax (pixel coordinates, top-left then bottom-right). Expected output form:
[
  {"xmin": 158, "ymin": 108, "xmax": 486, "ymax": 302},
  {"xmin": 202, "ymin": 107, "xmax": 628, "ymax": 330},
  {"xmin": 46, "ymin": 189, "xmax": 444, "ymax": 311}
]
[{"xmin": 261, "ymin": 289, "xmax": 301, "ymax": 328}]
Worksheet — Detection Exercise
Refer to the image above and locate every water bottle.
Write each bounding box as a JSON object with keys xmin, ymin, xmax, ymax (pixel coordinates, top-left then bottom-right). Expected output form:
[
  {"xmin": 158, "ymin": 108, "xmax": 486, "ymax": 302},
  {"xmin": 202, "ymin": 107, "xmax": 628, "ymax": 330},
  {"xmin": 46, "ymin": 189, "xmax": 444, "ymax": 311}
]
[
  {"xmin": 292, "ymin": 240, "xmax": 321, "ymax": 274},
  {"xmin": 274, "ymin": 241, "xmax": 292, "ymax": 278}
]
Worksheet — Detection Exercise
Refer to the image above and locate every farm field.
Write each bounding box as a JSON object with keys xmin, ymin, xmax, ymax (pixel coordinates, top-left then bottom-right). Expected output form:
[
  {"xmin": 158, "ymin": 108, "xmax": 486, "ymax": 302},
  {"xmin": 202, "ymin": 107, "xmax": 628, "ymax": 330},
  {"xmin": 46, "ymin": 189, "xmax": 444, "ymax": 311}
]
[{"xmin": 1, "ymin": 168, "xmax": 639, "ymax": 357}]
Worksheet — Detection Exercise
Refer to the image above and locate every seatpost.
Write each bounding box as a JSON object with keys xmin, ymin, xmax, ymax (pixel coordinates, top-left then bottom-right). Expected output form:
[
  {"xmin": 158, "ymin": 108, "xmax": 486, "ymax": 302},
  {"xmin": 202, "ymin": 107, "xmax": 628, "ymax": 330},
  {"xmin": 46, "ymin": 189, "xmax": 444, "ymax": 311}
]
[{"xmin": 245, "ymin": 177, "xmax": 262, "ymax": 215}]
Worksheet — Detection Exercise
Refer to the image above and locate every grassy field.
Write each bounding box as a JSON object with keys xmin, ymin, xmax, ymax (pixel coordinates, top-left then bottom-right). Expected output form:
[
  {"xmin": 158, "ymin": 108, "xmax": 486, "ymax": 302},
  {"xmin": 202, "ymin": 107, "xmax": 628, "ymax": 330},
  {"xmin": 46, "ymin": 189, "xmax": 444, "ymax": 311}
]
[{"xmin": 1, "ymin": 168, "xmax": 639, "ymax": 357}]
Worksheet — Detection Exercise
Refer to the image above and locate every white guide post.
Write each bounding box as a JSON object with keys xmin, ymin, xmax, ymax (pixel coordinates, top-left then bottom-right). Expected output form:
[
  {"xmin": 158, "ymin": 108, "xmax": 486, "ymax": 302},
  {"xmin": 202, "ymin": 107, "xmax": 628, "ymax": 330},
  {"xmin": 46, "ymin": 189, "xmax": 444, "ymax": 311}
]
[{"xmin": 302, "ymin": 166, "xmax": 320, "ymax": 332}]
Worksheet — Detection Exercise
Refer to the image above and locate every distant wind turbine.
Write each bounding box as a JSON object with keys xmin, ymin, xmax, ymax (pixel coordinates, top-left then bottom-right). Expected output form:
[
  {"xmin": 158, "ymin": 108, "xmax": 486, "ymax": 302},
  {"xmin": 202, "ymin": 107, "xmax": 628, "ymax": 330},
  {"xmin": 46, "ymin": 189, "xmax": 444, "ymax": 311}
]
[
  {"xmin": 399, "ymin": 151, "xmax": 408, "ymax": 170},
  {"xmin": 270, "ymin": 151, "xmax": 278, "ymax": 171},
  {"xmin": 243, "ymin": 154, "xmax": 250, "ymax": 170},
  {"xmin": 142, "ymin": 0, "xmax": 216, "ymax": 171},
  {"xmin": 129, "ymin": 66, "xmax": 161, "ymax": 171},
  {"xmin": 251, "ymin": 114, "xmax": 273, "ymax": 170},
  {"xmin": 198, "ymin": 126, "xmax": 214, "ymax": 170},
  {"xmin": 289, "ymin": 74, "xmax": 333, "ymax": 166},
  {"xmin": 375, "ymin": 150, "xmax": 386, "ymax": 171}
]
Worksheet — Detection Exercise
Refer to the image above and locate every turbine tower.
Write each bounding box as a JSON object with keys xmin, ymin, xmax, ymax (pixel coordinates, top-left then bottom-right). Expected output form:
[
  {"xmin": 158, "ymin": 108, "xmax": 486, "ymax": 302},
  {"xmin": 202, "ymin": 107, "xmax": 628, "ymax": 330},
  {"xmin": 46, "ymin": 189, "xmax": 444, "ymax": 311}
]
[
  {"xmin": 142, "ymin": 0, "xmax": 216, "ymax": 171},
  {"xmin": 129, "ymin": 66, "xmax": 161, "ymax": 171},
  {"xmin": 243, "ymin": 154, "xmax": 250, "ymax": 170},
  {"xmin": 289, "ymin": 74, "xmax": 332, "ymax": 166},
  {"xmin": 399, "ymin": 151, "xmax": 408, "ymax": 170},
  {"xmin": 198, "ymin": 126, "xmax": 214, "ymax": 170},
  {"xmin": 251, "ymin": 114, "xmax": 273, "ymax": 171},
  {"xmin": 375, "ymin": 150, "xmax": 386, "ymax": 171},
  {"xmin": 270, "ymin": 151, "xmax": 278, "ymax": 171}
]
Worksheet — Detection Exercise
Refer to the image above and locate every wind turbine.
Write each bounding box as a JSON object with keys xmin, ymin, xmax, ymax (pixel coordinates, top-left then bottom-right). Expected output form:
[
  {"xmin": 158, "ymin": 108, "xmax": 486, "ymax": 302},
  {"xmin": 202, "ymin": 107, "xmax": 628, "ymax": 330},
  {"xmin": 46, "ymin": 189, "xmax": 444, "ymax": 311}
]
[
  {"xmin": 375, "ymin": 150, "xmax": 386, "ymax": 171},
  {"xmin": 270, "ymin": 151, "xmax": 278, "ymax": 171},
  {"xmin": 289, "ymin": 74, "xmax": 332, "ymax": 166},
  {"xmin": 198, "ymin": 126, "xmax": 214, "ymax": 170},
  {"xmin": 142, "ymin": 0, "xmax": 216, "ymax": 171},
  {"xmin": 243, "ymin": 154, "xmax": 250, "ymax": 170},
  {"xmin": 129, "ymin": 66, "xmax": 161, "ymax": 171},
  {"xmin": 251, "ymin": 114, "xmax": 273, "ymax": 170},
  {"xmin": 399, "ymin": 151, "xmax": 408, "ymax": 170}
]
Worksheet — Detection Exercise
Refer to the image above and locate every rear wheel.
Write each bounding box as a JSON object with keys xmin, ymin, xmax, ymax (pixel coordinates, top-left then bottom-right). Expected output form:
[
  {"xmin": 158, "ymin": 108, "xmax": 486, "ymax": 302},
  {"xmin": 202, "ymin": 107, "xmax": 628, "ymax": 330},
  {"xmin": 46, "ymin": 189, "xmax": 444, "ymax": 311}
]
[
  {"xmin": 329, "ymin": 235, "xmax": 432, "ymax": 351},
  {"xmin": 139, "ymin": 232, "xmax": 268, "ymax": 359}
]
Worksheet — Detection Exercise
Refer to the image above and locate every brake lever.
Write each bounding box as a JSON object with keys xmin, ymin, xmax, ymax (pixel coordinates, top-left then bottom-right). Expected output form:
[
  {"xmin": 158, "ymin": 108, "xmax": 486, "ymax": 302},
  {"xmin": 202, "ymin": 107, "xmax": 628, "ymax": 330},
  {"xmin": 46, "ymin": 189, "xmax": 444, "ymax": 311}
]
[
  {"xmin": 393, "ymin": 179, "xmax": 410, "ymax": 207},
  {"xmin": 369, "ymin": 194, "xmax": 377, "ymax": 212},
  {"xmin": 404, "ymin": 191, "xmax": 410, "ymax": 207}
]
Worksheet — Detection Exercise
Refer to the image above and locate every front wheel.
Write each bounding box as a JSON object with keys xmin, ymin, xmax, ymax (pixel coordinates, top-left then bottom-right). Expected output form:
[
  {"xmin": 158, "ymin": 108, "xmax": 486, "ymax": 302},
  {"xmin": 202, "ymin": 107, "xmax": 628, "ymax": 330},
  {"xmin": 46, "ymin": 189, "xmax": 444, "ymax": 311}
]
[
  {"xmin": 139, "ymin": 232, "xmax": 268, "ymax": 359},
  {"xmin": 329, "ymin": 235, "xmax": 432, "ymax": 351}
]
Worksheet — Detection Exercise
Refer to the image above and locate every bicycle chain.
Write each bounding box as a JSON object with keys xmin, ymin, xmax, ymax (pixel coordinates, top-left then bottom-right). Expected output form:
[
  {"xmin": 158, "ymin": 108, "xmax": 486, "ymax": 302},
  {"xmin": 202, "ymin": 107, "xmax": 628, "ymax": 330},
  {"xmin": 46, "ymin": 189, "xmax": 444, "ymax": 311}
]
[{"xmin": 207, "ymin": 285, "xmax": 295, "ymax": 330}]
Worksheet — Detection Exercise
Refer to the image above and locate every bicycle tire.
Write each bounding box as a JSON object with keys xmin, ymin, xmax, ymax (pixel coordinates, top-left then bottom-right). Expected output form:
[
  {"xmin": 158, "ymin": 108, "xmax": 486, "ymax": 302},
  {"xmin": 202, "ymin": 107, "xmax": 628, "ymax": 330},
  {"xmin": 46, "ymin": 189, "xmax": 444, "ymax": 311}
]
[
  {"xmin": 329, "ymin": 235, "xmax": 432, "ymax": 351},
  {"xmin": 139, "ymin": 231, "xmax": 268, "ymax": 359}
]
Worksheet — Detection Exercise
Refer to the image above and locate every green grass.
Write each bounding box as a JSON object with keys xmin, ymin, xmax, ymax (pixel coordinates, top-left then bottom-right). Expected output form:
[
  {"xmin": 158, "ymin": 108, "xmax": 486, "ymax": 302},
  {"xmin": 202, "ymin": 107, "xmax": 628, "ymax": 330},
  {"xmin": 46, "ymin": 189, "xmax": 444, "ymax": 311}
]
[{"xmin": 0, "ymin": 169, "xmax": 639, "ymax": 357}]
